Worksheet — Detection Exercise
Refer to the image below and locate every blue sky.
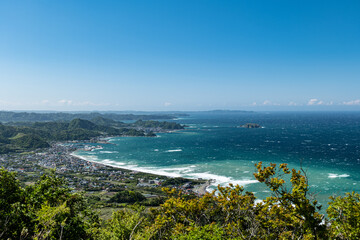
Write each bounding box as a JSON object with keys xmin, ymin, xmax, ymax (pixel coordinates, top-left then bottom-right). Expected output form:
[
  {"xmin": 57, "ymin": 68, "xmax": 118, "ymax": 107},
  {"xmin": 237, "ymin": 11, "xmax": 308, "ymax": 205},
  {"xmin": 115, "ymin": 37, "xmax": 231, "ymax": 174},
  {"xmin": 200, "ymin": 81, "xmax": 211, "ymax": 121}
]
[{"xmin": 0, "ymin": 0, "xmax": 359, "ymax": 111}]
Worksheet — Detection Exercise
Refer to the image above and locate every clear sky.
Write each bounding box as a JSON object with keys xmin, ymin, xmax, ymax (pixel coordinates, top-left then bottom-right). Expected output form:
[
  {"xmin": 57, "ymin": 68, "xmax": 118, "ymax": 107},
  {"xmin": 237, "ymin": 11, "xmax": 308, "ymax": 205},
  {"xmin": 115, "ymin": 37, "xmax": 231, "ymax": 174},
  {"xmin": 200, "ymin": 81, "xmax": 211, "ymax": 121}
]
[{"xmin": 1, "ymin": 0, "xmax": 359, "ymax": 111}]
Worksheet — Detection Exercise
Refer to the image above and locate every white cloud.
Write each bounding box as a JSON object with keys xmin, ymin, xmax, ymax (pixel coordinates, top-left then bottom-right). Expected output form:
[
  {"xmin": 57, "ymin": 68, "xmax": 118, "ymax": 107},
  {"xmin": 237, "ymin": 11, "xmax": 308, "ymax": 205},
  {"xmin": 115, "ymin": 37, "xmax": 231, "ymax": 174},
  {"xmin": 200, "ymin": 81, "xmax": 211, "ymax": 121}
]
[
  {"xmin": 261, "ymin": 100, "xmax": 280, "ymax": 106},
  {"xmin": 307, "ymin": 99, "xmax": 335, "ymax": 106},
  {"xmin": 263, "ymin": 100, "xmax": 272, "ymax": 105},
  {"xmin": 288, "ymin": 101, "xmax": 297, "ymax": 106},
  {"xmin": 342, "ymin": 99, "xmax": 360, "ymax": 105},
  {"xmin": 307, "ymin": 99, "xmax": 319, "ymax": 105},
  {"xmin": 164, "ymin": 102, "xmax": 172, "ymax": 107},
  {"xmin": 58, "ymin": 99, "xmax": 73, "ymax": 105}
]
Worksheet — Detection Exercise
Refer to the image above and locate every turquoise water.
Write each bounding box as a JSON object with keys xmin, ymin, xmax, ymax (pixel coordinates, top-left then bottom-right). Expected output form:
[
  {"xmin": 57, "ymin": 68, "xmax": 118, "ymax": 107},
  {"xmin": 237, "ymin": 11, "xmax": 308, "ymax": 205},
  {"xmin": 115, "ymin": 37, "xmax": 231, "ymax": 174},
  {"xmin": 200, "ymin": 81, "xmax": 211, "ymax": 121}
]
[{"xmin": 74, "ymin": 112, "xmax": 360, "ymax": 206}]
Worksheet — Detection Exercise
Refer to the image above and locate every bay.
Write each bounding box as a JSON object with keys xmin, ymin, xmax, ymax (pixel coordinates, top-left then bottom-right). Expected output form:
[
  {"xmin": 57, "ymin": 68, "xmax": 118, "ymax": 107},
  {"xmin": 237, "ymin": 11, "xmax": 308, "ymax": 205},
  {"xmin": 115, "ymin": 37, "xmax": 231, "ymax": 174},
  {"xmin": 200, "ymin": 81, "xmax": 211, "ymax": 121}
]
[{"xmin": 74, "ymin": 111, "xmax": 360, "ymax": 206}]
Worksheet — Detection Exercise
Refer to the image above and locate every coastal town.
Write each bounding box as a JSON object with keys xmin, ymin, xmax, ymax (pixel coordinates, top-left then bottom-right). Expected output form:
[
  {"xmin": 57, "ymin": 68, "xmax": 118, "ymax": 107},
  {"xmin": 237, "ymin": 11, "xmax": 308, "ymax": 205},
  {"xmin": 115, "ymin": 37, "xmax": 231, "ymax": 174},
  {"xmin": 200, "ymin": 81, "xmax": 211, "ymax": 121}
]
[{"xmin": 0, "ymin": 141, "xmax": 209, "ymax": 206}]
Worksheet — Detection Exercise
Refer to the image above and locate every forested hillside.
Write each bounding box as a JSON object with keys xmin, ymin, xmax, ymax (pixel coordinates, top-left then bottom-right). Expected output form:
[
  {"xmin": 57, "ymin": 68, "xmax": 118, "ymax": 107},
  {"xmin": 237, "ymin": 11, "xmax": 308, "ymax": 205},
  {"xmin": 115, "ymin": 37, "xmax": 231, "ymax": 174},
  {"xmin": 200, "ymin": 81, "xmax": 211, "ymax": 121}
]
[
  {"xmin": 1, "ymin": 163, "xmax": 359, "ymax": 239},
  {"xmin": 0, "ymin": 111, "xmax": 186, "ymax": 122},
  {"xmin": 0, "ymin": 117, "xmax": 185, "ymax": 154},
  {"xmin": 0, "ymin": 119, "xmax": 145, "ymax": 153}
]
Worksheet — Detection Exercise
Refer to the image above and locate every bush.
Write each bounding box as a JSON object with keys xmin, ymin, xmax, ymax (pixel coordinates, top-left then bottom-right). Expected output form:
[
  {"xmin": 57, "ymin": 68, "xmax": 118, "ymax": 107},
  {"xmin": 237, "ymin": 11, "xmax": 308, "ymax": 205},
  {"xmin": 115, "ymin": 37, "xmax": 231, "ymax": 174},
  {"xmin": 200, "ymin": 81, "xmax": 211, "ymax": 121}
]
[{"xmin": 108, "ymin": 190, "xmax": 146, "ymax": 204}]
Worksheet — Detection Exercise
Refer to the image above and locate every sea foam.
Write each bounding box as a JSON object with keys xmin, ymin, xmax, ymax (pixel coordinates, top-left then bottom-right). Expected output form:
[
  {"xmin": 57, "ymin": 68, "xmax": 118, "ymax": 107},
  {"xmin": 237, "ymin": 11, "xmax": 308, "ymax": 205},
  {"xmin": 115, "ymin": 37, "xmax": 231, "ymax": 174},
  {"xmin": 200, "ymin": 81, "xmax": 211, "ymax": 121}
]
[
  {"xmin": 165, "ymin": 149, "xmax": 182, "ymax": 152},
  {"xmin": 100, "ymin": 151, "xmax": 119, "ymax": 154},
  {"xmin": 328, "ymin": 173, "xmax": 350, "ymax": 178}
]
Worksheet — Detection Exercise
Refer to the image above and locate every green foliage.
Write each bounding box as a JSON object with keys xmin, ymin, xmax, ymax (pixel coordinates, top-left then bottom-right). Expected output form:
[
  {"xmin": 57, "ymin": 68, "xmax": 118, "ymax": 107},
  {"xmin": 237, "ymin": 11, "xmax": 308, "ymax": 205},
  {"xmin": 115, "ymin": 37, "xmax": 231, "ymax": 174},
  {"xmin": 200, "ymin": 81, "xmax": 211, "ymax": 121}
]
[
  {"xmin": 0, "ymin": 119, "xmax": 146, "ymax": 153},
  {"xmin": 146, "ymin": 162, "xmax": 328, "ymax": 239},
  {"xmin": 143, "ymin": 197, "xmax": 165, "ymax": 207},
  {"xmin": 0, "ymin": 168, "xmax": 28, "ymax": 239},
  {"xmin": 98, "ymin": 205, "xmax": 149, "ymax": 240},
  {"xmin": 1, "ymin": 163, "xmax": 360, "ymax": 239},
  {"xmin": 147, "ymin": 186, "xmax": 258, "ymax": 239},
  {"xmin": 253, "ymin": 162, "xmax": 327, "ymax": 239},
  {"xmin": 0, "ymin": 114, "xmax": 183, "ymax": 153},
  {"xmin": 11, "ymin": 134, "xmax": 50, "ymax": 149},
  {"xmin": 133, "ymin": 120, "xmax": 184, "ymax": 130},
  {"xmin": 0, "ymin": 168, "xmax": 100, "ymax": 239},
  {"xmin": 161, "ymin": 177, "xmax": 190, "ymax": 186},
  {"xmin": 90, "ymin": 117, "xmax": 127, "ymax": 128},
  {"xmin": 171, "ymin": 223, "xmax": 225, "ymax": 240},
  {"xmin": 0, "ymin": 111, "xmax": 181, "ymax": 122},
  {"xmin": 327, "ymin": 192, "xmax": 360, "ymax": 239},
  {"xmin": 108, "ymin": 190, "xmax": 146, "ymax": 204},
  {"xmin": 68, "ymin": 118, "xmax": 98, "ymax": 130},
  {"xmin": 116, "ymin": 128, "xmax": 145, "ymax": 136}
]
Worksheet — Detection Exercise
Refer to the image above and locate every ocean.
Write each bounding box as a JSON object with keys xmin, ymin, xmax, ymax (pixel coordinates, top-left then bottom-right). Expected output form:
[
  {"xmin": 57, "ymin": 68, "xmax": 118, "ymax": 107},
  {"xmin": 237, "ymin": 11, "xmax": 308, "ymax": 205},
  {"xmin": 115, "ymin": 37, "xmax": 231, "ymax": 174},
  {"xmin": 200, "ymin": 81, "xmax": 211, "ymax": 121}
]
[{"xmin": 73, "ymin": 111, "xmax": 360, "ymax": 206}]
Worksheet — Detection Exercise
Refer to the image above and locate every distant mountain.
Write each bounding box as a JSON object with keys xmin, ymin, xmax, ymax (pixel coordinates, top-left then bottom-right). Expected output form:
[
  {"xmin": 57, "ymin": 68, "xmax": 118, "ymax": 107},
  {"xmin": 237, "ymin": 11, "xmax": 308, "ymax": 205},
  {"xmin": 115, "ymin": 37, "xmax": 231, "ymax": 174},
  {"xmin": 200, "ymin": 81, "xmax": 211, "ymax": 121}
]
[
  {"xmin": 91, "ymin": 116, "xmax": 118, "ymax": 126},
  {"xmin": 0, "ymin": 116, "xmax": 186, "ymax": 154},
  {"xmin": 205, "ymin": 110, "xmax": 254, "ymax": 113},
  {"xmin": 0, "ymin": 111, "xmax": 184, "ymax": 123},
  {"xmin": 68, "ymin": 118, "xmax": 98, "ymax": 130},
  {"xmin": 90, "ymin": 116, "xmax": 127, "ymax": 128},
  {"xmin": 0, "ymin": 119, "xmax": 144, "ymax": 154},
  {"xmin": 11, "ymin": 134, "xmax": 50, "ymax": 149}
]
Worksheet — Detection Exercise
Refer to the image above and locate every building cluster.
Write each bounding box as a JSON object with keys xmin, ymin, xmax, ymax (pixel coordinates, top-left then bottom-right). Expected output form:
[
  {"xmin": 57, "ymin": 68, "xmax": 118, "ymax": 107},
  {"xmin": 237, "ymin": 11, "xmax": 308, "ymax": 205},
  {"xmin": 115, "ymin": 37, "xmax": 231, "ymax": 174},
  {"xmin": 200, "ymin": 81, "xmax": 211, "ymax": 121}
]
[{"xmin": 0, "ymin": 143, "xmax": 205, "ymax": 195}]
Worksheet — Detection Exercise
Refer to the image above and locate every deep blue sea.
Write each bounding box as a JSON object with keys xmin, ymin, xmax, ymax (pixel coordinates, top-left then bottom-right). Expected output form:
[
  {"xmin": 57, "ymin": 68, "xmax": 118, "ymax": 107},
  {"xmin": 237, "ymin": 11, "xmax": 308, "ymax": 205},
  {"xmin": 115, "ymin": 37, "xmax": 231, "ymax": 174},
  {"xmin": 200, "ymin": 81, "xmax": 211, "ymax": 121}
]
[{"xmin": 74, "ymin": 111, "xmax": 360, "ymax": 206}]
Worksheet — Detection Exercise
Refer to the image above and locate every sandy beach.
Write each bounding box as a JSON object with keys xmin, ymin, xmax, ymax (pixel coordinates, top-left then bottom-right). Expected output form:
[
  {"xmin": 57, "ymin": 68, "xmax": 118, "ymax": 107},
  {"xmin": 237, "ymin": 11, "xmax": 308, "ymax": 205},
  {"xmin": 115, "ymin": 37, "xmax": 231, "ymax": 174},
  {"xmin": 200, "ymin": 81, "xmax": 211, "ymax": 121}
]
[{"xmin": 193, "ymin": 180, "xmax": 213, "ymax": 195}]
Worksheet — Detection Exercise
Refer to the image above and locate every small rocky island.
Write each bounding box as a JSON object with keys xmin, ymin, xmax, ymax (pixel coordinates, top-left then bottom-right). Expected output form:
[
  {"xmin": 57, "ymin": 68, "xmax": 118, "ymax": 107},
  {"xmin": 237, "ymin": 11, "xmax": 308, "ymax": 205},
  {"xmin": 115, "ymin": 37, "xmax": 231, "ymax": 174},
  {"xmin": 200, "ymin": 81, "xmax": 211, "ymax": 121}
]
[{"xmin": 239, "ymin": 123, "xmax": 262, "ymax": 128}]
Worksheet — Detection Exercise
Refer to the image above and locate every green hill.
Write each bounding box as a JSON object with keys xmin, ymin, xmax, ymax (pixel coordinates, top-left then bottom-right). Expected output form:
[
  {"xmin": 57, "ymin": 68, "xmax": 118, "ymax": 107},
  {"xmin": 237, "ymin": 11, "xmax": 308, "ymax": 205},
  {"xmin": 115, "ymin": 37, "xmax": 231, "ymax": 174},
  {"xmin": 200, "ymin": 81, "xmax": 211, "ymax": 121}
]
[{"xmin": 68, "ymin": 118, "xmax": 98, "ymax": 130}]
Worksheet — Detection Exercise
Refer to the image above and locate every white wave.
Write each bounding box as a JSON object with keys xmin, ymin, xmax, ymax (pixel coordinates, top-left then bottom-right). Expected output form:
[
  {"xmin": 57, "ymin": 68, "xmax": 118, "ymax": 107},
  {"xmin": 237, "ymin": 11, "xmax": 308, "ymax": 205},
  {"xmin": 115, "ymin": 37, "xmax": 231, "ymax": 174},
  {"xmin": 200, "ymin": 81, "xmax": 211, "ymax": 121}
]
[
  {"xmin": 328, "ymin": 173, "xmax": 350, "ymax": 178},
  {"xmin": 102, "ymin": 159, "xmax": 117, "ymax": 164},
  {"xmin": 70, "ymin": 153, "xmax": 88, "ymax": 161},
  {"xmin": 73, "ymin": 153, "xmax": 184, "ymax": 177},
  {"xmin": 190, "ymin": 172, "xmax": 231, "ymax": 183},
  {"xmin": 72, "ymin": 152, "xmax": 257, "ymax": 189},
  {"xmin": 205, "ymin": 186, "xmax": 213, "ymax": 193},
  {"xmin": 165, "ymin": 149, "xmax": 182, "ymax": 152},
  {"xmin": 72, "ymin": 152, "xmax": 135, "ymax": 170},
  {"xmin": 113, "ymin": 162, "xmax": 126, "ymax": 166},
  {"xmin": 188, "ymin": 172, "xmax": 258, "ymax": 188},
  {"xmin": 100, "ymin": 151, "xmax": 119, "ymax": 154},
  {"xmin": 159, "ymin": 166, "xmax": 196, "ymax": 172},
  {"xmin": 232, "ymin": 179, "xmax": 259, "ymax": 186},
  {"xmin": 154, "ymin": 149, "xmax": 159, "ymax": 151},
  {"xmin": 127, "ymin": 166, "xmax": 182, "ymax": 177},
  {"xmin": 71, "ymin": 153, "xmax": 99, "ymax": 162}
]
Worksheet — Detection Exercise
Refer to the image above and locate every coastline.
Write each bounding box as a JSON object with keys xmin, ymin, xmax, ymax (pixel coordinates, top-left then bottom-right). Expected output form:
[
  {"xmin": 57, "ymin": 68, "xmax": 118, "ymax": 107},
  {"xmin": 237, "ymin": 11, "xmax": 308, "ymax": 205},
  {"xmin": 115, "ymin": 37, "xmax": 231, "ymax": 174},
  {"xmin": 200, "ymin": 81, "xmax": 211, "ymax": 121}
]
[
  {"xmin": 192, "ymin": 180, "xmax": 213, "ymax": 195},
  {"xmin": 69, "ymin": 141, "xmax": 210, "ymax": 195}
]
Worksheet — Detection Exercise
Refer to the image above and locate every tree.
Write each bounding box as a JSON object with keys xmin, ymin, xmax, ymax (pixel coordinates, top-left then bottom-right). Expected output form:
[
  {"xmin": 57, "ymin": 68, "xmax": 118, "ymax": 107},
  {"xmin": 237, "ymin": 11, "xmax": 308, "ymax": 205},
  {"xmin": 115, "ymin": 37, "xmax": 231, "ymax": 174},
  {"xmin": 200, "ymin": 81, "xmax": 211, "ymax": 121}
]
[
  {"xmin": 145, "ymin": 162, "xmax": 328, "ymax": 239},
  {"xmin": 99, "ymin": 205, "xmax": 149, "ymax": 240},
  {"xmin": 327, "ymin": 192, "xmax": 360, "ymax": 239},
  {"xmin": 0, "ymin": 168, "xmax": 100, "ymax": 239},
  {"xmin": 108, "ymin": 190, "xmax": 146, "ymax": 204},
  {"xmin": 253, "ymin": 162, "xmax": 327, "ymax": 239},
  {"xmin": 0, "ymin": 168, "xmax": 29, "ymax": 239}
]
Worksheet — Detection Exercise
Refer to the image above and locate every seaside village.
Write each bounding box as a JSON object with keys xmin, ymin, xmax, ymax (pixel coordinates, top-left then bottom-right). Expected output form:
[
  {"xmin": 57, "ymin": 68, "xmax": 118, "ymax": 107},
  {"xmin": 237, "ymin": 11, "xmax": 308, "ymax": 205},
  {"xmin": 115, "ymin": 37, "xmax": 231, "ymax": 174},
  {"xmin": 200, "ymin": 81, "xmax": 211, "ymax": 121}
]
[{"xmin": 0, "ymin": 143, "xmax": 205, "ymax": 196}]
